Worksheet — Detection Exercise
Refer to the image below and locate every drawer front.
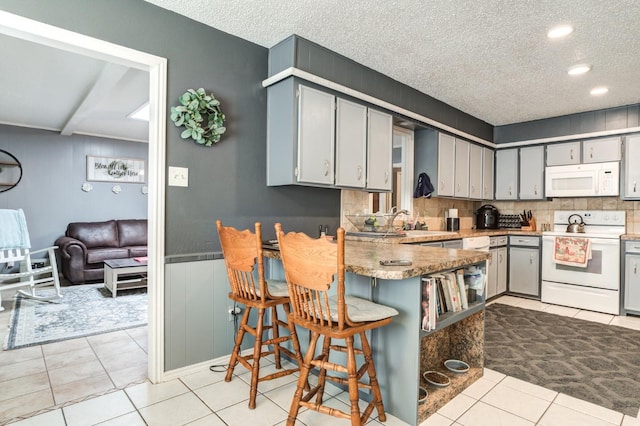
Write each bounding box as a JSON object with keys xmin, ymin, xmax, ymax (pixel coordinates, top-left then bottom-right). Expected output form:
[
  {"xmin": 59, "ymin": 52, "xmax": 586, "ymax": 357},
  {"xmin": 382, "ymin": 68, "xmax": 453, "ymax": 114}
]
[
  {"xmin": 490, "ymin": 235, "xmax": 508, "ymax": 247},
  {"xmin": 626, "ymin": 241, "xmax": 640, "ymax": 254},
  {"xmin": 509, "ymin": 235, "xmax": 540, "ymax": 247}
]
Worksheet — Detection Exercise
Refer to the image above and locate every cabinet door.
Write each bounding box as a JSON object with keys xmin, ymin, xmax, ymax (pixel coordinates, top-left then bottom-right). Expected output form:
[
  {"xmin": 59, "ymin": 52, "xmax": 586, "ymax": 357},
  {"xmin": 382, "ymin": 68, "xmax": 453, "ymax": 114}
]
[
  {"xmin": 297, "ymin": 85, "xmax": 335, "ymax": 185},
  {"xmin": 508, "ymin": 247, "xmax": 539, "ymax": 296},
  {"xmin": 366, "ymin": 109, "xmax": 393, "ymax": 191},
  {"xmin": 624, "ymin": 135, "xmax": 640, "ymax": 199},
  {"xmin": 487, "ymin": 248, "xmax": 498, "ymax": 299},
  {"xmin": 546, "ymin": 141, "xmax": 580, "ymax": 166},
  {"xmin": 519, "ymin": 146, "xmax": 544, "ymax": 199},
  {"xmin": 496, "ymin": 247, "xmax": 508, "ymax": 295},
  {"xmin": 437, "ymin": 133, "xmax": 455, "ymax": 196},
  {"xmin": 468, "ymin": 143, "xmax": 482, "ymax": 199},
  {"xmin": 625, "ymin": 253, "xmax": 640, "ymax": 312},
  {"xmin": 482, "ymin": 148, "xmax": 494, "ymax": 200},
  {"xmin": 583, "ymin": 137, "xmax": 622, "ymax": 163},
  {"xmin": 495, "ymin": 149, "xmax": 518, "ymax": 200},
  {"xmin": 454, "ymin": 139, "xmax": 470, "ymax": 198},
  {"xmin": 335, "ymin": 98, "xmax": 367, "ymax": 188}
]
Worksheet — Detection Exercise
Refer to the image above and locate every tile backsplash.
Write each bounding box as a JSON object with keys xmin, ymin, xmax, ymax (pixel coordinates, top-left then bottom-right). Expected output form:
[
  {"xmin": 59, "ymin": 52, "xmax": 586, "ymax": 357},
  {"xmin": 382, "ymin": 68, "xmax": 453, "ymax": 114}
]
[{"xmin": 341, "ymin": 189, "xmax": 640, "ymax": 234}]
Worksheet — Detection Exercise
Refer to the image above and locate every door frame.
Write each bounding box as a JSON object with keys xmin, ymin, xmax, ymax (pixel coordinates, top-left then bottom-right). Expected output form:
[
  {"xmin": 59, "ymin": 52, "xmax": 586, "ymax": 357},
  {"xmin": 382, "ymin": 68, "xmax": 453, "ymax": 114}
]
[{"xmin": 0, "ymin": 10, "xmax": 167, "ymax": 382}]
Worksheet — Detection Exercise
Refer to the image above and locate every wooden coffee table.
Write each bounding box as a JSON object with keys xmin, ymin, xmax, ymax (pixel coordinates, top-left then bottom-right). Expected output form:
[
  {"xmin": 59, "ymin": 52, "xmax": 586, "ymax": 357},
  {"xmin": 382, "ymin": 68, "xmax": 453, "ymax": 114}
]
[{"xmin": 104, "ymin": 258, "xmax": 148, "ymax": 297}]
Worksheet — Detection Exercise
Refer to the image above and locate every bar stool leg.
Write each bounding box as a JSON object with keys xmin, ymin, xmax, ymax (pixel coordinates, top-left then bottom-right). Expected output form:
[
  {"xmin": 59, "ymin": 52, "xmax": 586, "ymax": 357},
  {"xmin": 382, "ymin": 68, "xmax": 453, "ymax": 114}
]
[
  {"xmin": 315, "ymin": 335, "xmax": 332, "ymax": 405},
  {"xmin": 226, "ymin": 306, "xmax": 251, "ymax": 382},
  {"xmin": 360, "ymin": 331, "xmax": 386, "ymax": 422},
  {"xmin": 248, "ymin": 307, "xmax": 266, "ymax": 409},
  {"xmin": 288, "ymin": 330, "xmax": 320, "ymax": 426},
  {"xmin": 271, "ymin": 306, "xmax": 282, "ymax": 369},
  {"xmin": 346, "ymin": 335, "xmax": 362, "ymax": 426}
]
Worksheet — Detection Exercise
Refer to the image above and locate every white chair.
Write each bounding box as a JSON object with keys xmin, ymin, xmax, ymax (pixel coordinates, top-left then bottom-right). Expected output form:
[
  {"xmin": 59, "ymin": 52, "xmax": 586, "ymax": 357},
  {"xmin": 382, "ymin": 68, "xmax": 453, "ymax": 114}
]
[{"xmin": 0, "ymin": 209, "xmax": 62, "ymax": 311}]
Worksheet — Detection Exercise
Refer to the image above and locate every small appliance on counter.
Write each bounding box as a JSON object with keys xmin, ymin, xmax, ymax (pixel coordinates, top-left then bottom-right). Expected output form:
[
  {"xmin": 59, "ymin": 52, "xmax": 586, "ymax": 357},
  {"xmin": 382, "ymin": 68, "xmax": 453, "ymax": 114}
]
[
  {"xmin": 446, "ymin": 208, "xmax": 459, "ymax": 231},
  {"xmin": 475, "ymin": 205, "xmax": 499, "ymax": 229}
]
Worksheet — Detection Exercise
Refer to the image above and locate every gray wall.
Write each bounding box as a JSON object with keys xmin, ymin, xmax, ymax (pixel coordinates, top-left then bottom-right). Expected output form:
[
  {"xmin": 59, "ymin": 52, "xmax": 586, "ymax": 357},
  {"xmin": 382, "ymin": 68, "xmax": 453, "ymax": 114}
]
[
  {"xmin": 0, "ymin": 0, "xmax": 341, "ymax": 255},
  {"xmin": 495, "ymin": 103, "xmax": 640, "ymax": 143},
  {"xmin": 0, "ymin": 125, "xmax": 147, "ymax": 249}
]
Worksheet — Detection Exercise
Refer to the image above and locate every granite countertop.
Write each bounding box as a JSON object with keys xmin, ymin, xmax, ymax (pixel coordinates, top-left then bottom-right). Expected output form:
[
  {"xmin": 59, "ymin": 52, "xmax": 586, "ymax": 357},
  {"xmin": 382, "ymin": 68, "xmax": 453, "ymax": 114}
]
[
  {"xmin": 264, "ymin": 240, "xmax": 490, "ymax": 280},
  {"xmin": 344, "ymin": 228, "xmax": 542, "ymax": 244}
]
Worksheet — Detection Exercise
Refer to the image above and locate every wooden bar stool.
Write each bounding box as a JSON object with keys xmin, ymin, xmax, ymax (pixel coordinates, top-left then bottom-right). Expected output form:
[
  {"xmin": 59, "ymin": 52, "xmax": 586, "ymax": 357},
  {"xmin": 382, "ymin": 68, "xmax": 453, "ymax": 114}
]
[
  {"xmin": 275, "ymin": 224, "xmax": 399, "ymax": 425},
  {"xmin": 216, "ymin": 220, "xmax": 305, "ymax": 409}
]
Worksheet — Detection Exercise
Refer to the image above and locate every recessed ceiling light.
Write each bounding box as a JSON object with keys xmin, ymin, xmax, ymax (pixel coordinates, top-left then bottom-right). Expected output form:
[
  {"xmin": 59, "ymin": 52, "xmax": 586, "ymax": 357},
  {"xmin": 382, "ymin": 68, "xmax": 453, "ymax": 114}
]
[
  {"xmin": 590, "ymin": 87, "xmax": 609, "ymax": 96},
  {"xmin": 547, "ymin": 25, "xmax": 574, "ymax": 39},
  {"xmin": 567, "ymin": 64, "xmax": 591, "ymax": 75},
  {"xmin": 128, "ymin": 103, "xmax": 150, "ymax": 121}
]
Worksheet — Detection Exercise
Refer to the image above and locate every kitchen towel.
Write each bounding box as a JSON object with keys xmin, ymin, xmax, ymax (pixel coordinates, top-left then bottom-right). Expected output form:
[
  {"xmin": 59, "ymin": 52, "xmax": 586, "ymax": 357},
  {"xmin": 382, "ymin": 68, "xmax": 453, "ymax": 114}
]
[
  {"xmin": 414, "ymin": 172, "xmax": 435, "ymax": 198},
  {"xmin": 552, "ymin": 236, "xmax": 592, "ymax": 267}
]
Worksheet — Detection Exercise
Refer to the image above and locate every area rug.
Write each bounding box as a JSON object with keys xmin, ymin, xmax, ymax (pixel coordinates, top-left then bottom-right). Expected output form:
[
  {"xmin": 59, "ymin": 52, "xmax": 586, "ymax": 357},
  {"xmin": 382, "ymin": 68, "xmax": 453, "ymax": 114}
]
[
  {"xmin": 485, "ymin": 303, "xmax": 640, "ymax": 416},
  {"xmin": 4, "ymin": 283, "xmax": 147, "ymax": 350}
]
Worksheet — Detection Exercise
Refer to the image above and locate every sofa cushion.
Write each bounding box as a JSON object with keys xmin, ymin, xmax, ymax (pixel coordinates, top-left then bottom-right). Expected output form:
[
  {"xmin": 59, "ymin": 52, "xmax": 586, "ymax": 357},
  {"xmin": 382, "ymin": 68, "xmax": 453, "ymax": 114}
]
[
  {"xmin": 86, "ymin": 248, "xmax": 129, "ymax": 264},
  {"xmin": 67, "ymin": 220, "xmax": 119, "ymax": 248},
  {"xmin": 118, "ymin": 220, "xmax": 147, "ymax": 247},
  {"xmin": 128, "ymin": 246, "xmax": 148, "ymax": 257}
]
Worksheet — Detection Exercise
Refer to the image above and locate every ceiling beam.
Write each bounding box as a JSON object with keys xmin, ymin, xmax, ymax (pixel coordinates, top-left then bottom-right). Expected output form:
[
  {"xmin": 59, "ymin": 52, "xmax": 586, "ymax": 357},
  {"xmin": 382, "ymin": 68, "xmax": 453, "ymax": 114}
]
[{"xmin": 60, "ymin": 62, "xmax": 129, "ymax": 136}]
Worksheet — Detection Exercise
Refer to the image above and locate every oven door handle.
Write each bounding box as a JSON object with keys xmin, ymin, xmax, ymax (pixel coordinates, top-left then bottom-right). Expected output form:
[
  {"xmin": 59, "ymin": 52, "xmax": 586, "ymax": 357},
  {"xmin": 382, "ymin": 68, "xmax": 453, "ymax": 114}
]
[{"xmin": 543, "ymin": 236, "xmax": 619, "ymax": 246}]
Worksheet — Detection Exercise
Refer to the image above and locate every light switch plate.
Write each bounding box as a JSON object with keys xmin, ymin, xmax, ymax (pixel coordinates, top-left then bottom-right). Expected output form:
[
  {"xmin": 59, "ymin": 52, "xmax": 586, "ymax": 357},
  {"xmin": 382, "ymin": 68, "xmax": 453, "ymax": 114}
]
[{"xmin": 168, "ymin": 166, "xmax": 188, "ymax": 187}]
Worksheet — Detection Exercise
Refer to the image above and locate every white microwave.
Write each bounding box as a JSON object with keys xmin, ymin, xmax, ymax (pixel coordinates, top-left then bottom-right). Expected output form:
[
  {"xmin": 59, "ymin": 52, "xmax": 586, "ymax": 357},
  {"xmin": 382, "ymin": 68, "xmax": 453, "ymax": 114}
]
[{"xmin": 545, "ymin": 162, "xmax": 619, "ymax": 197}]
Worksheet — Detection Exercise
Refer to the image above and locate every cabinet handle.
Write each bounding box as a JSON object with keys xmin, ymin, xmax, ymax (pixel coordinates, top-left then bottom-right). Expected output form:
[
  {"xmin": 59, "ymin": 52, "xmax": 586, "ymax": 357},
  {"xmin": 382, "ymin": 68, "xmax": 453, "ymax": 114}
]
[
  {"xmin": 357, "ymin": 166, "xmax": 362, "ymax": 181},
  {"xmin": 634, "ymin": 181, "xmax": 637, "ymax": 193},
  {"xmin": 440, "ymin": 181, "xmax": 445, "ymax": 190},
  {"xmin": 509, "ymin": 186, "xmax": 512, "ymax": 196},
  {"xmin": 457, "ymin": 183, "xmax": 460, "ymax": 192},
  {"xmin": 323, "ymin": 160, "xmax": 330, "ymax": 177},
  {"xmin": 590, "ymin": 147, "xmax": 593, "ymax": 159},
  {"xmin": 534, "ymin": 185, "xmax": 538, "ymax": 196},
  {"xmin": 570, "ymin": 149, "xmax": 574, "ymax": 160},
  {"xmin": 385, "ymin": 171, "xmax": 389, "ymax": 183},
  {"xmin": 530, "ymin": 254, "xmax": 534, "ymax": 264},
  {"xmin": 635, "ymin": 262, "xmax": 638, "ymax": 274}
]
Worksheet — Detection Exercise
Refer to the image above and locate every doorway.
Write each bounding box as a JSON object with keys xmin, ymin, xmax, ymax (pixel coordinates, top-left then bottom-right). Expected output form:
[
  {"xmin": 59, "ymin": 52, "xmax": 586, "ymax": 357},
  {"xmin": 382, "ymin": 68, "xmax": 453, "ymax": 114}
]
[{"xmin": 0, "ymin": 10, "xmax": 167, "ymax": 382}]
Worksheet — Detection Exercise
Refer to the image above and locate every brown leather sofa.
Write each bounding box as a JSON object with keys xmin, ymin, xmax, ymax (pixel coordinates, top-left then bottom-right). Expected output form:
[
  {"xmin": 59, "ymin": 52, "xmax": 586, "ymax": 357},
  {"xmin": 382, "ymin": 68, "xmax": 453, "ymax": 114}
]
[{"xmin": 55, "ymin": 219, "xmax": 147, "ymax": 285}]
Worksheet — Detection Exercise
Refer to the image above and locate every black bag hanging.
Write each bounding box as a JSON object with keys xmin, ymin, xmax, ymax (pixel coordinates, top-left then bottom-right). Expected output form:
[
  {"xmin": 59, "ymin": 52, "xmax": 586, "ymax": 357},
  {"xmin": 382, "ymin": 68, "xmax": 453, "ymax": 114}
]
[{"xmin": 414, "ymin": 172, "xmax": 435, "ymax": 198}]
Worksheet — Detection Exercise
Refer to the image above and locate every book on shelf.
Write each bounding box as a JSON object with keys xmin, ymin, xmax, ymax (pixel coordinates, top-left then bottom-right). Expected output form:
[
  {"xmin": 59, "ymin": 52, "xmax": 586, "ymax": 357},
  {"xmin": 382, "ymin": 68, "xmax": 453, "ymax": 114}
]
[
  {"xmin": 421, "ymin": 277, "xmax": 437, "ymax": 331},
  {"xmin": 455, "ymin": 269, "xmax": 469, "ymax": 309}
]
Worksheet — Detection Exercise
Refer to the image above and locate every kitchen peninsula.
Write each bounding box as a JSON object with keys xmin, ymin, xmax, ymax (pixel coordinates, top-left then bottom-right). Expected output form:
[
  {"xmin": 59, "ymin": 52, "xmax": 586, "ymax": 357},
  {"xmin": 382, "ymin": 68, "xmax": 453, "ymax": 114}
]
[{"xmin": 264, "ymin": 240, "xmax": 490, "ymax": 425}]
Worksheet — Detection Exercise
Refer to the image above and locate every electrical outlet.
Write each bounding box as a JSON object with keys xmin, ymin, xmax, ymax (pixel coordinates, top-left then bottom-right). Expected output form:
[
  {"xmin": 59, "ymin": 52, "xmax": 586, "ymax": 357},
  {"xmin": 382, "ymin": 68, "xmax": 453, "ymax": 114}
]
[{"xmin": 228, "ymin": 305, "xmax": 241, "ymax": 321}]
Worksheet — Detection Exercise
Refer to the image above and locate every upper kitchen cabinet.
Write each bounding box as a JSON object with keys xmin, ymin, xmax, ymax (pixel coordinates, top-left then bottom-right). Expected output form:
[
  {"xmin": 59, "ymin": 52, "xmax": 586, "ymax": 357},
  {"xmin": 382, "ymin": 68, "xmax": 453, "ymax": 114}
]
[
  {"xmin": 468, "ymin": 143, "xmax": 482, "ymax": 200},
  {"xmin": 622, "ymin": 134, "xmax": 640, "ymax": 199},
  {"xmin": 519, "ymin": 145, "xmax": 545, "ymax": 200},
  {"xmin": 437, "ymin": 133, "xmax": 456, "ymax": 196},
  {"xmin": 366, "ymin": 109, "xmax": 393, "ymax": 191},
  {"xmin": 582, "ymin": 136, "xmax": 622, "ymax": 163},
  {"xmin": 546, "ymin": 141, "xmax": 580, "ymax": 166},
  {"xmin": 454, "ymin": 139, "xmax": 470, "ymax": 198},
  {"xmin": 495, "ymin": 148, "xmax": 518, "ymax": 200},
  {"xmin": 482, "ymin": 147, "xmax": 494, "ymax": 200},
  {"xmin": 335, "ymin": 98, "xmax": 367, "ymax": 188}
]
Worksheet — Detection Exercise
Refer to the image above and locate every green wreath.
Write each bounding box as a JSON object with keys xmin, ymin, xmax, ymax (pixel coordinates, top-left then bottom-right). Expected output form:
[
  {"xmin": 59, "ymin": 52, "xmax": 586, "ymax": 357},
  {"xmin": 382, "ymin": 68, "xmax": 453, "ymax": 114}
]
[{"xmin": 170, "ymin": 88, "xmax": 226, "ymax": 147}]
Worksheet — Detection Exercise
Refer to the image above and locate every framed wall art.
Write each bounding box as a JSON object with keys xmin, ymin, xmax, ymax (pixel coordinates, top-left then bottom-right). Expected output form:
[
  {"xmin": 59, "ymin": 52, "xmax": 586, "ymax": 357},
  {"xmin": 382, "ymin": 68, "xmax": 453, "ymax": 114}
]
[{"xmin": 86, "ymin": 155, "xmax": 146, "ymax": 183}]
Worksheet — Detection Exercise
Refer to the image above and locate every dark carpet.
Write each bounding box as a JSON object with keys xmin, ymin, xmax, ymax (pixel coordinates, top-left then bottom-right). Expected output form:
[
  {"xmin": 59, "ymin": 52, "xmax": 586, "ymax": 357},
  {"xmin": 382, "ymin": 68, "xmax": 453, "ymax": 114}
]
[{"xmin": 485, "ymin": 303, "xmax": 640, "ymax": 416}]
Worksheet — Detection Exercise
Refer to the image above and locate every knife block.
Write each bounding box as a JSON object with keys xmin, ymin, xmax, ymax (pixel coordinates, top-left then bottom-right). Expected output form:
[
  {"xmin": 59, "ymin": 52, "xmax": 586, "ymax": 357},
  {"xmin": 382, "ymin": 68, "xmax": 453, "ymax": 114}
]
[{"xmin": 521, "ymin": 218, "xmax": 536, "ymax": 231}]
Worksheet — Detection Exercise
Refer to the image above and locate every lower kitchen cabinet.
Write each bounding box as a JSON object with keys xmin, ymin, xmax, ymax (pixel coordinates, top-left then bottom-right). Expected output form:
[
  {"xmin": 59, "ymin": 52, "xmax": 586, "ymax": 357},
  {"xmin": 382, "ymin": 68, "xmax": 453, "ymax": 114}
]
[
  {"xmin": 487, "ymin": 236, "xmax": 507, "ymax": 299},
  {"xmin": 508, "ymin": 236, "xmax": 540, "ymax": 297},
  {"xmin": 624, "ymin": 241, "xmax": 640, "ymax": 314}
]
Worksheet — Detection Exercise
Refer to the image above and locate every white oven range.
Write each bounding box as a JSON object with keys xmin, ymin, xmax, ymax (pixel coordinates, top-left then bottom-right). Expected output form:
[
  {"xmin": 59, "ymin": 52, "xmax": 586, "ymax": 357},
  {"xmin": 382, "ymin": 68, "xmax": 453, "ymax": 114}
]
[{"xmin": 541, "ymin": 210, "xmax": 625, "ymax": 315}]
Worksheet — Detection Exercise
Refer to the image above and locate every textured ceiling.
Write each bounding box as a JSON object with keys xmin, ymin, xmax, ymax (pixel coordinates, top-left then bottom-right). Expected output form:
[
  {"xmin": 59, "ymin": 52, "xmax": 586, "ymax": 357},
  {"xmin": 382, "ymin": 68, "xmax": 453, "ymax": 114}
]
[{"xmin": 145, "ymin": 0, "xmax": 640, "ymax": 126}]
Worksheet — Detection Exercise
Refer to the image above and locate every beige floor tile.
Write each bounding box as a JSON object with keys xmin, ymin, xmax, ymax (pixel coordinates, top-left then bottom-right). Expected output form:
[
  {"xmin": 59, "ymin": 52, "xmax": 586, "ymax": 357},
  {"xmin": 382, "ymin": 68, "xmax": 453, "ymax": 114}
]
[
  {"xmin": 52, "ymin": 372, "xmax": 115, "ymax": 405},
  {"xmin": 610, "ymin": 315, "xmax": 640, "ymax": 331},
  {"xmin": 90, "ymin": 337, "xmax": 140, "ymax": 357},
  {"xmin": 0, "ymin": 356, "xmax": 46, "ymax": 381},
  {"xmin": 0, "ymin": 388, "xmax": 54, "ymax": 424},
  {"xmin": 138, "ymin": 392, "xmax": 213, "ymax": 426},
  {"xmin": 9, "ymin": 408, "xmax": 65, "ymax": 426},
  {"xmin": 186, "ymin": 413, "xmax": 228, "ymax": 425},
  {"xmin": 419, "ymin": 413, "xmax": 454, "ymax": 426},
  {"xmin": 574, "ymin": 310, "xmax": 615, "ymax": 325},
  {"xmin": 622, "ymin": 414, "xmax": 640, "ymax": 426},
  {"xmin": 48, "ymin": 358, "xmax": 106, "ymax": 388},
  {"xmin": 544, "ymin": 304, "xmax": 580, "ymax": 317},
  {"xmin": 98, "ymin": 346, "xmax": 147, "ymax": 372},
  {"xmin": 499, "ymin": 376, "xmax": 558, "ymax": 401},
  {"xmin": 236, "ymin": 362, "xmax": 299, "ymax": 394},
  {"xmin": 437, "ymin": 393, "xmax": 476, "ymax": 421},
  {"xmin": 481, "ymin": 368, "xmax": 505, "ymax": 383},
  {"xmin": 0, "ymin": 345, "xmax": 42, "ymax": 367},
  {"xmin": 461, "ymin": 377, "xmax": 497, "ymax": 400},
  {"xmin": 63, "ymin": 390, "xmax": 135, "ymax": 426},
  {"xmin": 492, "ymin": 295, "xmax": 525, "ymax": 307},
  {"xmin": 95, "ymin": 411, "xmax": 147, "ymax": 425},
  {"xmin": 0, "ymin": 371, "xmax": 50, "ymax": 402},
  {"xmin": 538, "ymin": 403, "xmax": 619, "ymax": 426},
  {"xmin": 194, "ymin": 376, "xmax": 251, "ymax": 412},
  {"xmin": 516, "ymin": 299, "xmax": 550, "ymax": 312},
  {"xmin": 44, "ymin": 346, "xmax": 97, "ymax": 370},
  {"xmin": 456, "ymin": 401, "xmax": 533, "ymax": 426},
  {"xmin": 480, "ymin": 382, "xmax": 551, "ymax": 422},
  {"xmin": 86, "ymin": 330, "xmax": 132, "ymax": 347},
  {"xmin": 288, "ymin": 395, "xmax": 349, "ymax": 426},
  {"xmin": 262, "ymin": 380, "xmax": 303, "ymax": 412},
  {"xmin": 125, "ymin": 325, "xmax": 147, "ymax": 339},
  {"xmin": 41, "ymin": 337, "xmax": 91, "ymax": 357},
  {"xmin": 179, "ymin": 368, "xmax": 228, "ymax": 390},
  {"xmin": 107, "ymin": 361, "xmax": 148, "ymax": 387},
  {"xmin": 553, "ymin": 393, "xmax": 624, "ymax": 424},
  {"xmin": 125, "ymin": 379, "xmax": 190, "ymax": 409}
]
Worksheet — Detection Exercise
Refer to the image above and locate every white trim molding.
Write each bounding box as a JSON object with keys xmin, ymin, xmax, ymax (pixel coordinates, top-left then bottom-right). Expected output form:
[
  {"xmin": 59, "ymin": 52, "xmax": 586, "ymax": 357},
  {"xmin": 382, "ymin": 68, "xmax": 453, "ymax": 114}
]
[{"xmin": 496, "ymin": 126, "xmax": 640, "ymax": 149}]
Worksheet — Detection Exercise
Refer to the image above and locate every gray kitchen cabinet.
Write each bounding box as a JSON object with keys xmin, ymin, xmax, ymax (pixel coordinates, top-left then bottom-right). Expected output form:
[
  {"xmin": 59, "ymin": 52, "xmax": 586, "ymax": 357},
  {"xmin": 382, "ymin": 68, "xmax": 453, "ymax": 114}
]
[
  {"xmin": 366, "ymin": 108, "xmax": 393, "ymax": 191},
  {"xmin": 582, "ymin": 136, "xmax": 622, "ymax": 163},
  {"xmin": 624, "ymin": 241, "xmax": 640, "ymax": 314},
  {"xmin": 437, "ymin": 133, "xmax": 456, "ymax": 196},
  {"xmin": 622, "ymin": 134, "xmax": 640, "ymax": 199},
  {"xmin": 496, "ymin": 246, "xmax": 508, "ymax": 295},
  {"xmin": 546, "ymin": 141, "xmax": 580, "ymax": 166},
  {"xmin": 335, "ymin": 98, "xmax": 367, "ymax": 188},
  {"xmin": 442, "ymin": 239, "xmax": 463, "ymax": 249},
  {"xmin": 519, "ymin": 145, "xmax": 544, "ymax": 200},
  {"xmin": 468, "ymin": 143, "xmax": 482, "ymax": 199},
  {"xmin": 487, "ymin": 236, "xmax": 507, "ymax": 299},
  {"xmin": 482, "ymin": 147, "xmax": 494, "ymax": 200},
  {"xmin": 495, "ymin": 148, "xmax": 518, "ymax": 200},
  {"xmin": 508, "ymin": 236, "xmax": 540, "ymax": 297},
  {"xmin": 454, "ymin": 139, "xmax": 470, "ymax": 198}
]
